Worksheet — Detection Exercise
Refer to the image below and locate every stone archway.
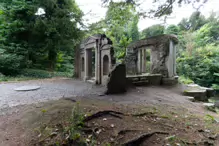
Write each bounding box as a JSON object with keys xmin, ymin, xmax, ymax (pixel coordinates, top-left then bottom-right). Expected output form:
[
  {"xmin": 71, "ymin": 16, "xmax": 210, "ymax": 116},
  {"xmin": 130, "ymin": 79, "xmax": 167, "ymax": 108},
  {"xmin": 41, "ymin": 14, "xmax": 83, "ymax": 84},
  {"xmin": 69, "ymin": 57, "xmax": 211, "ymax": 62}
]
[
  {"xmin": 103, "ymin": 55, "xmax": 109, "ymax": 75},
  {"xmin": 81, "ymin": 57, "xmax": 85, "ymax": 72}
]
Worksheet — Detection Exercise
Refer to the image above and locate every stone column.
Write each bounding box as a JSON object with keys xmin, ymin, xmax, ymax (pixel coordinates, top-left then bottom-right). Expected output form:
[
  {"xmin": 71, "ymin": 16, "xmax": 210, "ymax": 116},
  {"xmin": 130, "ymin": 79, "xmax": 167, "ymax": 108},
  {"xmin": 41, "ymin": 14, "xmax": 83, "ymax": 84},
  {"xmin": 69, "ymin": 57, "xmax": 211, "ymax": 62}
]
[
  {"xmin": 141, "ymin": 49, "xmax": 146, "ymax": 73},
  {"xmin": 168, "ymin": 41, "xmax": 174, "ymax": 77},
  {"xmin": 84, "ymin": 49, "xmax": 89, "ymax": 81},
  {"xmin": 173, "ymin": 43, "xmax": 177, "ymax": 76},
  {"xmin": 95, "ymin": 48, "xmax": 98, "ymax": 83},
  {"xmin": 137, "ymin": 49, "xmax": 142, "ymax": 74}
]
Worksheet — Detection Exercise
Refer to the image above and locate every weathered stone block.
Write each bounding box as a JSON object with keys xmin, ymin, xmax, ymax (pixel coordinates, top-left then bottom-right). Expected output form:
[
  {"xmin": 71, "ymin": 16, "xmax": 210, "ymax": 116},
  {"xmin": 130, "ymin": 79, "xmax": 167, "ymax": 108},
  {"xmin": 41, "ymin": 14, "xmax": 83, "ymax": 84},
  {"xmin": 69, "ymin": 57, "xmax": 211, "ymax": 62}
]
[
  {"xmin": 162, "ymin": 77, "xmax": 178, "ymax": 86},
  {"xmin": 183, "ymin": 90, "xmax": 208, "ymax": 101},
  {"xmin": 147, "ymin": 74, "xmax": 162, "ymax": 85},
  {"xmin": 206, "ymin": 88, "xmax": 215, "ymax": 97},
  {"xmin": 105, "ymin": 64, "xmax": 127, "ymax": 94}
]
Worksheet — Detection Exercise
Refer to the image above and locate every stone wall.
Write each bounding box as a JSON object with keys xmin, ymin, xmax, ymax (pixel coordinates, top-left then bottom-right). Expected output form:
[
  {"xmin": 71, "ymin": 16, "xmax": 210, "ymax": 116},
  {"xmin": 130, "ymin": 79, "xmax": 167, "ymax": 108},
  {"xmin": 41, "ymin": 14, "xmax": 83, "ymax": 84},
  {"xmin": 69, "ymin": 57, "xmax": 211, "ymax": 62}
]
[
  {"xmin": 150, "ymin": 42, "xmax": 169, "ymax": 78},
  {"xmin": 77, "ymin": 34, "xmax": 115, "ymax": 85},
  {"xmin": 125, "ymin": 34, "xmax": 178, "ymax": 78}
]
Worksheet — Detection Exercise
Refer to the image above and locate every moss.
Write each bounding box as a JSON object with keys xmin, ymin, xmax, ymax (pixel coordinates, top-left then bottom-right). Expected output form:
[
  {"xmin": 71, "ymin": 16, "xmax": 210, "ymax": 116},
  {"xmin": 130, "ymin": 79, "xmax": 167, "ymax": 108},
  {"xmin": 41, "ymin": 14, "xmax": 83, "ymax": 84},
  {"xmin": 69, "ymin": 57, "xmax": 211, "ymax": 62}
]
[{"xmin": 179, "ymin": 76, "xmax": 194, "ymax": 84}]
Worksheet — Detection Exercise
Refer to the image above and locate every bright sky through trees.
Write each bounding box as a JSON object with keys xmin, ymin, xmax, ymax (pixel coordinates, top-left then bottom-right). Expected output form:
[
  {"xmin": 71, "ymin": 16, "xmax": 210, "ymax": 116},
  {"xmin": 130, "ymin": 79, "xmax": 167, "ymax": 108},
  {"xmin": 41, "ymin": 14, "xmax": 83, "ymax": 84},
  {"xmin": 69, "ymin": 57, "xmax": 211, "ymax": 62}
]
[{"xmin": 76, "ymin": 0, "xmax": 219, "ymax": 30}]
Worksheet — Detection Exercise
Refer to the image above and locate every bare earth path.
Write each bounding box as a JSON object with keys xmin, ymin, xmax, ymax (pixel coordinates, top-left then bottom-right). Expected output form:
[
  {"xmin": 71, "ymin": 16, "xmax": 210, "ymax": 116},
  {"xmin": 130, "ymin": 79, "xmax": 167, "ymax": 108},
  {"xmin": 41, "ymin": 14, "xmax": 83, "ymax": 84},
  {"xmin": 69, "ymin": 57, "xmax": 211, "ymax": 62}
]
[{"xmin": 0, "ymin": 78, "xmax": 216, "ymax": 146}]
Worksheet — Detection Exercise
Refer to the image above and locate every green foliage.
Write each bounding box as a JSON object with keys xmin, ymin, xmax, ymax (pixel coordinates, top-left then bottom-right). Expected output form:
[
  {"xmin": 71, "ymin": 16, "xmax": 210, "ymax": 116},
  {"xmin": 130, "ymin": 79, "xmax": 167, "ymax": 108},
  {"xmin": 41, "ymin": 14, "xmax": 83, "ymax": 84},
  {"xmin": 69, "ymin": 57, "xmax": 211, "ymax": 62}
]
[
  {"xmin": 179, "ymin": 76, "xmax": 194, "ymax": 85},
  {"xmin": 104, "ymin": 2, "xmax": 139, "ymax": 61},
  {"xmin": 20, "ymin": 69, "xmax": 53, "ymax": 78},
  {"xmin": 212, "ymin": 84, "xmax": 219, "ymax": 90},
  {"xmin": 165, "ymin": 25, "xmax": 180, "ymax": 35},
  {"xmin": 65, "ymin": 103, "xmax": 88, "ymax": 145},
  {"xmin": 141, "ymin": 24, "xmax": 164, "ymax": 38},
  {"xmin": 177, "ymin": 44, "xmax": 219, "ymax": 87},
  {"xmin": 174, "ymin": 12, "xmax": 219, "ymax": 88},
  {"xmin": 195, "ymin": 22, "xmax": 219, "ymax": 46},
  {"xmin": 204, "ymin": 114, "xmax": 216, "ymax": 123},
  {"xmin": 19, "ymin": 69, "xmax": 72, "ymax": 78},
  {"xmin": 178, "ymin": 11, "xmax": 206, "ymax": 31},
  {"xmin": 0, "ymin": 0, "xmax": 83, "ymax": 76},
  {"xmin": 0, "ymin": 50, "xmax": 24, "ymax": 75}
]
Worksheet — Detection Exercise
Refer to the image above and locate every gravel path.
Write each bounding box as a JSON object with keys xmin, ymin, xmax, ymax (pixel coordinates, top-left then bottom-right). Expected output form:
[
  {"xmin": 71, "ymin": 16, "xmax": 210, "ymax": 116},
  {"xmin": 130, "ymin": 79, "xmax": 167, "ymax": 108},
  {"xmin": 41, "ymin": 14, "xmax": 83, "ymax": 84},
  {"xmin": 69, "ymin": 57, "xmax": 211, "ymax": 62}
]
[
  {"xmin": 0, "ymin": 78, "xmax": 104, "ymax": 110},
  {"xmin": 0, "ymin": 78, "xmax": 202, "ymax": 112}
]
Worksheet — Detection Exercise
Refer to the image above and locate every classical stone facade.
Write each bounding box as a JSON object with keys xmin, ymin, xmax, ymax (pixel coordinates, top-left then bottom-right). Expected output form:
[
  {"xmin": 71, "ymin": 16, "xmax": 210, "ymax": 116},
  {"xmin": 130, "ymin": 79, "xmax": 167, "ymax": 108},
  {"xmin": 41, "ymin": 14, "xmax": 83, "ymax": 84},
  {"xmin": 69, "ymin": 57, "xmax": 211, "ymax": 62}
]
[
  {"xmin": 74, "ymin": 34, "xmax": 115, "ymax": 85},
  {"xmin": 125, "ymin": 34, "xmax": 178, "ymax": 85},
  {"xmin": 75, "ymin": 34, "xmax": 178, "ymax": 86}
]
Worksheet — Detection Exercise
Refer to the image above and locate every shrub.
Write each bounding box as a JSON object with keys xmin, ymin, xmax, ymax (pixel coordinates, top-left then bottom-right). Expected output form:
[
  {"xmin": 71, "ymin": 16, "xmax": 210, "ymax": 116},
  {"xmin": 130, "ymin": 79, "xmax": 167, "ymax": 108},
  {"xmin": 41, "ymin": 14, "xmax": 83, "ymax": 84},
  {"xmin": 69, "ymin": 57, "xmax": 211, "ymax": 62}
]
[
  {"xmin": 0, "ymin": 52, "xmax": 24, "ymax": 75},
  {"xmin": 19, "ymin": 69, "xmax": 53, "ymax": 78},
  {"xmin": 19, "ymin": 69, "xmax": 73, "ymax": 78},
  {"xmin": 177, "ymin": 44, "xmax": 219, "ymax": 87},
  {"xmin": 179, "ymin": 76, "xmax": 194, "ymax": 84}
]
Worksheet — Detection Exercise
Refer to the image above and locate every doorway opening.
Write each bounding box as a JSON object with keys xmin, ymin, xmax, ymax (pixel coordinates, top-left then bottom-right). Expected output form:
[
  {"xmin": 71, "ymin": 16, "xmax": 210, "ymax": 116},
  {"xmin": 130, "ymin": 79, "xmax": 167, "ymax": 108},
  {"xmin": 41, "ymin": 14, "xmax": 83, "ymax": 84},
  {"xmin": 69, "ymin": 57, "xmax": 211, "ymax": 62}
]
[{"xmin": 103, "ymin": 55, "xmax": 109, "ymax": 75}]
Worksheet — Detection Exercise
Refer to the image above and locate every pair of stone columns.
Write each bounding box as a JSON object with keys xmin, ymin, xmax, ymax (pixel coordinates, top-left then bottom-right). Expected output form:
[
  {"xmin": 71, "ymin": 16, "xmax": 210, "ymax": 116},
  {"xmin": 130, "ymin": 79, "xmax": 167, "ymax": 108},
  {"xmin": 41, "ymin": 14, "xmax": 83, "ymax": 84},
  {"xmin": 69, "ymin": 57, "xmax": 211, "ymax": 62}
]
[{"xmin": 84, "ymin": 47, "xmax": 100, "ymax": 84}]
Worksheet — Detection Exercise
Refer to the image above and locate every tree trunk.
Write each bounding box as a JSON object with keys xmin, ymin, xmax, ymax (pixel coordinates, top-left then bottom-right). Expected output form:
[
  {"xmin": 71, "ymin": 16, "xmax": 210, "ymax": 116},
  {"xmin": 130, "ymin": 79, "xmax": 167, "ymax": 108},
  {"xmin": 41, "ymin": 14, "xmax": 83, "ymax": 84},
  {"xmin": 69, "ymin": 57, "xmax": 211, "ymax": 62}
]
[{"xmin": 48, "ymin": 49, "xmax": 57, "ymax": 71}]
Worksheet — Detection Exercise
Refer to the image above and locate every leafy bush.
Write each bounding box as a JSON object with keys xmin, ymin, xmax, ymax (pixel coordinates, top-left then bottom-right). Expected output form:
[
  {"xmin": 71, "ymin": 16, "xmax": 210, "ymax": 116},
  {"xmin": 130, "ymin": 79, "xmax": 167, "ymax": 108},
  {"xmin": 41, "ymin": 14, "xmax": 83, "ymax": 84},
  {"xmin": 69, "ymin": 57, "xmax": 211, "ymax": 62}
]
[
  {"xmin": 19, "ymin": 69, "xmax": 53, "ymax": 78},
  {"xmin": 179, "ymin": 76, "xmax": 194, "ymax": 84},
  {"xmin": 0, "ymin": 51, "xmax": 24, "ymax": 75},
  {"xmin": 0, "ymin": 73, "xmax": 7, "ymax": 81},
  {"xmin": 19, "ymin": 69, "xmax": 73, "ymax": 79},
  {"xmin": 52, "ymin": 71, "xmax": 72, "ymax": 78},
  {"xmin": 177, "ymin": 44, "xmax": 219, "ymax": 87}
]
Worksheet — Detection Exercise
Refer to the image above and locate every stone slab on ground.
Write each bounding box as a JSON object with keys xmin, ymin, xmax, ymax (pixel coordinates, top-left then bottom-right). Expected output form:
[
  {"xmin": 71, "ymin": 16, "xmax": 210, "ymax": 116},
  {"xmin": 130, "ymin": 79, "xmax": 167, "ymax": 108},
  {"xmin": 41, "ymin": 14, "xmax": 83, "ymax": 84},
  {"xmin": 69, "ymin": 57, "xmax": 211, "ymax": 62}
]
[
  {"xmin": 183, "ymin": 84, "xmax": 215, "ymax": 102},
  {"xmin": 184, "ymin": 90, "xmax": 208, "ymax": 101},
  {"xmin": 203, "ymin": 103, "xmax": 214, "ymax": 107},
  {"xmin": 14, "ymin": 86, "xmax": 41, "ymax": 91}
]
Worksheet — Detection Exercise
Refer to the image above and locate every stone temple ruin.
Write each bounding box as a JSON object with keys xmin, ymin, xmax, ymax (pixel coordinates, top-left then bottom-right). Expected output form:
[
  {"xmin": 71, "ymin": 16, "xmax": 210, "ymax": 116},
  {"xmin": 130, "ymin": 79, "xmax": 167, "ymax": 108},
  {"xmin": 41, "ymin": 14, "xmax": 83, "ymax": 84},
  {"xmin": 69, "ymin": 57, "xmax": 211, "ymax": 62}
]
[
  {"xmin": 75, "ymin": 34, "xmax": 179, "ymax": 91},
  {"xmin": 125, "ymin": 34, "xmax": 179, "ymax": 86},
  {"xmin": 74, "ymin": 34, "xmax": 115, "ymax": 85}
]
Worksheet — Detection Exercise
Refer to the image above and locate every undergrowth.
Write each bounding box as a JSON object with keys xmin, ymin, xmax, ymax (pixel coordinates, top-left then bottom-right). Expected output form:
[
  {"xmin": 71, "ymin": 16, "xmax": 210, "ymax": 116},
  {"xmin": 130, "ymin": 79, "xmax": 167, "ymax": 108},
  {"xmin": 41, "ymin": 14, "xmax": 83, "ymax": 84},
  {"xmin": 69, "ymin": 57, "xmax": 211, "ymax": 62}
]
[
  {"xmin": 37, "ymin": 103, "xmax": 97, "ymax": 146},
  {"xmin": 179, "ymin": 76, "xmax": 194, "ymax": 84},
  {"xmin": 0, "ymin": 69, "xmax": 72, "ymax": 82}
]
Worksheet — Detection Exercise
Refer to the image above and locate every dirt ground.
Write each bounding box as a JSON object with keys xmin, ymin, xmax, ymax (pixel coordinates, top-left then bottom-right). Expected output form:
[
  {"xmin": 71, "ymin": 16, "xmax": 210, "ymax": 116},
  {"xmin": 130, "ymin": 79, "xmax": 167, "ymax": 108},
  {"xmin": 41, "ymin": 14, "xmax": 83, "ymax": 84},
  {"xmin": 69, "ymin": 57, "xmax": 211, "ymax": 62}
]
[{"xmin": 1, "ymin": 78, "xmax": 219, "ymax": 146}]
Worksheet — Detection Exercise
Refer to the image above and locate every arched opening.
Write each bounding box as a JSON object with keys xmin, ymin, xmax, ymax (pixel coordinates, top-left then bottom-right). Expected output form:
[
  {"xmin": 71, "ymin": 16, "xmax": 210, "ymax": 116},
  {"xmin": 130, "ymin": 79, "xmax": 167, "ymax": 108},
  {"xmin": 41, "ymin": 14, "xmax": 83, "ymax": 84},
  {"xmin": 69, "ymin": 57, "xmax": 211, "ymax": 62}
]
[
  {"xmin": 81, "ymin": 57, "xmax": 84, "ymax": 72},
  {"xmin": 103, "ymin": 55, "xmax": 109, "ymax": 75}
]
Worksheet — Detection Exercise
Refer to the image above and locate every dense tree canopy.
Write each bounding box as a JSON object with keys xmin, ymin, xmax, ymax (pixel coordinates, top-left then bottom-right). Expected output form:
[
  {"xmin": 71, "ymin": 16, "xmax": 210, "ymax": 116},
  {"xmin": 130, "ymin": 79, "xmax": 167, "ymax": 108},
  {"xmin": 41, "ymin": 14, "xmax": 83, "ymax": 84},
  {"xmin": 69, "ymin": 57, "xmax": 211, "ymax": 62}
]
[
  {"xmin": 102, "ymin": 0, "xmax": 208, "ymax": 18},
  {"xmin": 0, "ymin": 0, "xmax": 83, "ymax": 75},
  {"xmin": 141, "ymin": 24, "xmax": 164, "ymax": 39},
  {"xmin": 104, "ymin": 2, "xmax": 139, "ymax": 61}
]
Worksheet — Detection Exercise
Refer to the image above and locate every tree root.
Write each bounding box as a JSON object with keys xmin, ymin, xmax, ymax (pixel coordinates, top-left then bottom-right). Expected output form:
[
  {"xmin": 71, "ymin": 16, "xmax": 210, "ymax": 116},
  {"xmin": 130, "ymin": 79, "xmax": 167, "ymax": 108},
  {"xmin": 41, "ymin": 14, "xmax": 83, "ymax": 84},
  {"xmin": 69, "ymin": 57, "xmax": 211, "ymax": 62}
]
[
  {"xmin": 118, "ymin": 129, "xmax": 141, "ymax": 135},
  {"xmin": 83, "ymin": 110, "xmax": 124, "ymax": 122},
  {"xmin": 132, "ymin": 112, "xmax": 155, "ymax": 117},
  {"xmin": 63, "ymin": 97, "xmax": 77, "ymax": 102},
  {"xmin": 122, "ymin": 131, "xmax": 169, "ymax": 146}
]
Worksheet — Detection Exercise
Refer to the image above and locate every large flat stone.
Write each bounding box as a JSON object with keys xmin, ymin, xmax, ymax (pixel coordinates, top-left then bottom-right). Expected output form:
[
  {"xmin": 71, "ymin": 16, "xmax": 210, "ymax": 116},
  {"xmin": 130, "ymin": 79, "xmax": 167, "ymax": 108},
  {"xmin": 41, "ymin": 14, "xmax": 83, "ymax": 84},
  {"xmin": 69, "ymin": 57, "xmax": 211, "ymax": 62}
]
[
  {"xmin": 14, "ymin": 86, "xmax": 41, "ymax": 91},
  {"xmin": 184, "ymin": 90, "xmax": 208, "ymax": 101}
]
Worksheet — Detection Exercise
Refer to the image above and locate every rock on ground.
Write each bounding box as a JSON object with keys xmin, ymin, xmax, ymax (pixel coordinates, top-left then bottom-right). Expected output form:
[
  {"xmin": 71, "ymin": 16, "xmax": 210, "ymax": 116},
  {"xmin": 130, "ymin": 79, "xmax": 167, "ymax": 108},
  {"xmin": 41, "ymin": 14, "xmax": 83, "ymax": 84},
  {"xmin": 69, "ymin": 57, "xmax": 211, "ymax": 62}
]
[{"xmin": 105, "ymin": 64, "xmax": 127, "ymax": 94}]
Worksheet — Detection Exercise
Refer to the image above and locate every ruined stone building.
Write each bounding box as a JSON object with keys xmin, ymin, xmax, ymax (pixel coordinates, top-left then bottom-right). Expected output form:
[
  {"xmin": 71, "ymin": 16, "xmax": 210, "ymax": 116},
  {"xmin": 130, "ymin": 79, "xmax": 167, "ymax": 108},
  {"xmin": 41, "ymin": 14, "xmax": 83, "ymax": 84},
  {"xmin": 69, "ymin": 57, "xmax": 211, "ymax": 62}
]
[
  {"xmin": 125, "ymin": 34, "xmax": 179, "ymax": 85},
  {"xmin": 74, "ymin": 34, "xmax": 115, "ymax": 85},
  {"xmin": 75, "ymin": 34, "xmax": 178, "ymax": 86}
]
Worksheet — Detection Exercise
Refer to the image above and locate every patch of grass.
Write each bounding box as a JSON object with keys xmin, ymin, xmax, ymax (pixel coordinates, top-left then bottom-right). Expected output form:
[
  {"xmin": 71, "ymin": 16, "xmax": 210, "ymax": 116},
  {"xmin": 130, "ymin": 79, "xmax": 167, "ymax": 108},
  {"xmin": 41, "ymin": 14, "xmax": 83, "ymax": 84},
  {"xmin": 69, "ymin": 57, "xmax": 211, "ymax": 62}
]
[
  {"xmin": 0, "ymin": 69, "xmax": 73, "ymax": 83},
  {"xmin": 204, "ymin": 114, "xmax": 216, "ymax": 123},
  {"xmin": 179, "ymin": 76, "xmax": 194, "ymax": 84},
  {"xmin": 36, "ymin": 102, "xmax": 97, "ymax": 146},
  {"xmin": 0, "ymin": 75, "xmax": 37, "ymax": 82}
]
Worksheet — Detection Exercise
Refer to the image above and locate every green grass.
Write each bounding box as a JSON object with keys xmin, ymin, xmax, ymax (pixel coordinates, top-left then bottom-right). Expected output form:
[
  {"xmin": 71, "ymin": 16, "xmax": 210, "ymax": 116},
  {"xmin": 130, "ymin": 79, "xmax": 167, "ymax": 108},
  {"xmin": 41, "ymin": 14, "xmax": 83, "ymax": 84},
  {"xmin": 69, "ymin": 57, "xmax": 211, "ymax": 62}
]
[
  {"xmin": 179, "ymin": 76, "xmax": 194, "ymax": 84},
  {"xmin": 0, "ymin": 75, "xmax": 37, "ymax": 82},
  {"xmin": 0, "ymin": 69, "xmax": 73, "ymax": 83}
]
